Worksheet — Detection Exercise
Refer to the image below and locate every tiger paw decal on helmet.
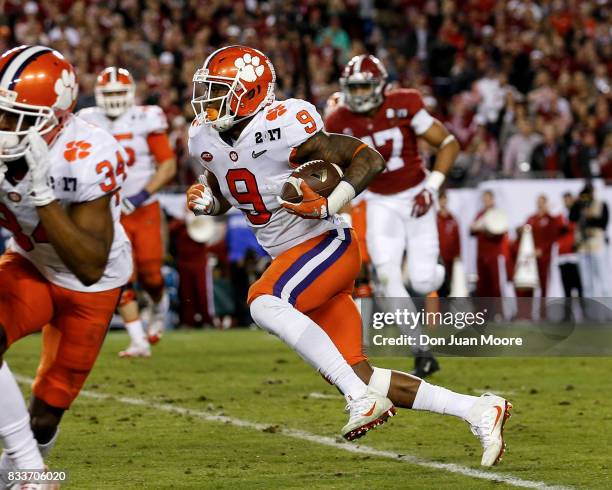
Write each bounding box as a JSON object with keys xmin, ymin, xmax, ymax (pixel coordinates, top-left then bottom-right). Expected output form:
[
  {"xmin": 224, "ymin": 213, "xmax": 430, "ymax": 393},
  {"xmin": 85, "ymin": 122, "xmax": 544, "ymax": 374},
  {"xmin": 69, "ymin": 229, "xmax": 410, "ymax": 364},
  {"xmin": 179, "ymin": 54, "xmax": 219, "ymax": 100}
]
[
  {"xmin": 192, "ymin": 45, "xmax": 276, "ymax": 131},
  {"xmin": 54, "ymin": 69, "xmax": 79, "ymax": 111},
  {"xmin": 235, "ymin": 53, "xmax": 265, "ymax": 82}
]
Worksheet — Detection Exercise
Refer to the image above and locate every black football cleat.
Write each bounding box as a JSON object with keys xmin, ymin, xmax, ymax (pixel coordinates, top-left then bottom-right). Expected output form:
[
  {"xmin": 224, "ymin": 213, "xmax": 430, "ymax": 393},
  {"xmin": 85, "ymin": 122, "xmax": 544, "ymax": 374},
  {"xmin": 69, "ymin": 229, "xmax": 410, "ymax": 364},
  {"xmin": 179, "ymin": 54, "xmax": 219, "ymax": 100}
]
[{"xmin": 411, "ymin": 355, "xmax": 440, "ymax": 378}]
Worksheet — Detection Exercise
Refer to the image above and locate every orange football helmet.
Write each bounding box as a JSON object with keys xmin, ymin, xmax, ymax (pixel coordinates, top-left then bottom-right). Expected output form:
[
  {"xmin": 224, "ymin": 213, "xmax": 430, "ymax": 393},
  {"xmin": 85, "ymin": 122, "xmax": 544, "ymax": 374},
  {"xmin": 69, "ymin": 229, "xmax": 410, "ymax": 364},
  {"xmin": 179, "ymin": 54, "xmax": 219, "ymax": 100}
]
[
  {"xmin": 0, "ymin": 45, "xmax": 78, "ymax": 161},
  {"xmin": 95, "ymin": 67, "xmax": 135, "ymax": 117},
  {"xmin": 191, "ymin": 45, "xmax": 276, "ymax": 132}
]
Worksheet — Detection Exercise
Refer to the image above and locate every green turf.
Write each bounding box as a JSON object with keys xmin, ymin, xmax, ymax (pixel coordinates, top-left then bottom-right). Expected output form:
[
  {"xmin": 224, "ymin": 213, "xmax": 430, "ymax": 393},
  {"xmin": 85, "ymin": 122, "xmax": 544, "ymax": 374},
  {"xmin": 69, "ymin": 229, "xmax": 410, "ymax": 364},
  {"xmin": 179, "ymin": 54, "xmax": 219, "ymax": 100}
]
[{"xmin": 5, "ymin": 329, "xmax": 612, "ymax": 489}]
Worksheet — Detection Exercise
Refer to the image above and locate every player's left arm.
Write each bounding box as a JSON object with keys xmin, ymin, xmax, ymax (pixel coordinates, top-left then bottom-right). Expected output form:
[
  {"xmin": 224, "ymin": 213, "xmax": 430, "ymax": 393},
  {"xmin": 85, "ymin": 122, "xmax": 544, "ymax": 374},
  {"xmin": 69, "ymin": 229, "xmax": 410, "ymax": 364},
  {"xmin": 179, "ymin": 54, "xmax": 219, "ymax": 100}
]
[
  {"xmin": 281, "ymin": 130, "xmax": 385, "ymax": 218},
  {"xmin": 419, "ymin": 120, "xmax": 460, "ymax": 186},
  {"xmin": 35, "ymin": 196, "xmax": 115, "ymax": 286},
  {"xmin": 143, "ymin": 132, "xmax": 176, "ymax": 194},
  {"xmin": 411, "ymin": 120, "xmax": 460, "ymax": 218},
  {"xmin": 123, "ymin": 132, "xmax": 176, "ymax": 212}
]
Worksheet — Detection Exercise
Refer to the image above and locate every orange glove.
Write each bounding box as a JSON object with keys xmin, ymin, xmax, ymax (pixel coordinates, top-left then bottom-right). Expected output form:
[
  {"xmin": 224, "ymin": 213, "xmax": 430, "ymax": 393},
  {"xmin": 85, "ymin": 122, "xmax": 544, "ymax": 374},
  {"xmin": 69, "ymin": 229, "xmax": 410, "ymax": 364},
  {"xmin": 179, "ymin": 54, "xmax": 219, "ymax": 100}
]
[{"xmin": 278, "ymin": 179, "xmax": 329, "ymax": 219}]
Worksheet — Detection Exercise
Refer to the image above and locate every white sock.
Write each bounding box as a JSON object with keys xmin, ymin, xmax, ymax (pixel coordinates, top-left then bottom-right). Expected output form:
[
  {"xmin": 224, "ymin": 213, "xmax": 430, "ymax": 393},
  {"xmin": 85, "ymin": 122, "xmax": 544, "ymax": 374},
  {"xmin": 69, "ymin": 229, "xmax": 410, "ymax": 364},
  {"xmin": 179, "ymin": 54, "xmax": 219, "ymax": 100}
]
[
  {"xmin": 125, "ymin": 319, "xmax": 148, "ymax": 346},
  {"xmin": 0, "ymin": 362, "xmax": 44, "ymax": 470},
  {"xmin": 38, "ymin": 428, "xmax": 59, "ymax": 458},
  {"xmin": 153, "ymin": 292, "xmax": 169, "ymax": 314},
  {"xmin": 0, "ymin": 418, "xmax": 59, "ymax": 487},
  {"xmin": 412, "ymin": 380, "xmax": 478, "ymax": 420},
  {"xmin": 250, "ymin": 295, "xmax": 367, "ymax": 401}
]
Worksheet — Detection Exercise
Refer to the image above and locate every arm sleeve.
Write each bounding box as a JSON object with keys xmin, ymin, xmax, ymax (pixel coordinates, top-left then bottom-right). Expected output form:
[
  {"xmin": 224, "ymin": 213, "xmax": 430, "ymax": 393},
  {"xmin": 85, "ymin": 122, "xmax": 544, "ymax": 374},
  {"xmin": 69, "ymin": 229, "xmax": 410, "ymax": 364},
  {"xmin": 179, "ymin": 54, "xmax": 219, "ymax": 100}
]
[
  {"xmin": 411, "ymin": 109, "xmax": 435, "ymax": 135},
  {"xmin": 146, "ymin": 132, "xmax": 175, "ymax": 164},
  {"xmin": 404, "ymin": 90, "xmax": 434, "ymax": 135}
]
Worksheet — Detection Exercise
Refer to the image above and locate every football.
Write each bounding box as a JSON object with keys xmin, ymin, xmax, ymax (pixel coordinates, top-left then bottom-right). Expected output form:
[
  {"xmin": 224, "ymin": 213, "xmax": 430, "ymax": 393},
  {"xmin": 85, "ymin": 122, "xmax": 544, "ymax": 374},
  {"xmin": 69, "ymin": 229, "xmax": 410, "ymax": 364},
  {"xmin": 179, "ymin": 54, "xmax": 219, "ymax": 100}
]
[{"xmin": 280, "ymin": 159, "xmax": 344, "ymax": 203}]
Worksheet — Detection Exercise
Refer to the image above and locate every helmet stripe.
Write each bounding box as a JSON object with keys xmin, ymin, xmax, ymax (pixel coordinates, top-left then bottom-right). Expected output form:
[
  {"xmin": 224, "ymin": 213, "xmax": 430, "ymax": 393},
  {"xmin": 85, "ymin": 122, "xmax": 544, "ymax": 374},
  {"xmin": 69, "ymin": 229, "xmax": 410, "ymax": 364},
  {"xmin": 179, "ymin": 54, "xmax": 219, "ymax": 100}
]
[
  {"xmin": 355, "ymin": 55, "xmax": 364, "ymax": 74},
  {"xmin": 0, "ymin": 46, "xmax": 53, "ymax": 90},
  {"xmin": 0, "ymin": 46, "xmax": 27, "ymax": 86}
]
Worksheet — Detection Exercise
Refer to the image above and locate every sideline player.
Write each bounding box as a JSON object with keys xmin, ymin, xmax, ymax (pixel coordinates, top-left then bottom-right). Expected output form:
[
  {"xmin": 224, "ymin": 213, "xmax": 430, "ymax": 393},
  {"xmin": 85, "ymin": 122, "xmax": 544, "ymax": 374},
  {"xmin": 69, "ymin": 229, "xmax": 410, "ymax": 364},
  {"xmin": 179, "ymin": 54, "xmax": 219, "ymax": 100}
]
[
  {"xmin": 325, "ymin": 55, "xmax": 461, "ymax": 377},
  {"xmin": 79, "ymin": 67, "xmax": 176, "ymax": 357},
  {"xmin": 186, "ymin": 45, "xmax": 512, "ymax": 465},
  {"xmin": 0, "ymin": 45, "xmax": 132, "ymax": 484}
]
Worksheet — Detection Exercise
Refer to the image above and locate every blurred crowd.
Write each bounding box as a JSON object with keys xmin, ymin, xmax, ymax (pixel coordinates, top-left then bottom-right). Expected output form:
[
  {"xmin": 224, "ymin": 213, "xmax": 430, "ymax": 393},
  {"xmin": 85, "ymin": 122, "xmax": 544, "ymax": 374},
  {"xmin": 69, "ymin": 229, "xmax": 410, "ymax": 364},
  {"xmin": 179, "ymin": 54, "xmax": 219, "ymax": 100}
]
[{"xmin": 1, "ymin": 0, "xmax": 610, "ymax": 187}]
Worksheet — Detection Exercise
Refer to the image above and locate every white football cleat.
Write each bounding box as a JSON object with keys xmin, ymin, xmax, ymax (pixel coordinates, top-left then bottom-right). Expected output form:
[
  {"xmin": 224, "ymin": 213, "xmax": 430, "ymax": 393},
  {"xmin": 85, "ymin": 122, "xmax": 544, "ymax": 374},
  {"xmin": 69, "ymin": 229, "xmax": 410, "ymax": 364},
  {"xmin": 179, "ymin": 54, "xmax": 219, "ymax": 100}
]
[
  {"xmin": 341, "ymin": 387, "xmax": 396, "ymax": 441},
  {"xmin": 118, "ymin": 343, "xmax": 151, "ymax": 358},
  {"xmin": 147, "ymin": 294, "xmax": 169, "ymax": 345},
  {"xmin": 466, "ymin": 393, "xmax": 513, "ymax": 467}
]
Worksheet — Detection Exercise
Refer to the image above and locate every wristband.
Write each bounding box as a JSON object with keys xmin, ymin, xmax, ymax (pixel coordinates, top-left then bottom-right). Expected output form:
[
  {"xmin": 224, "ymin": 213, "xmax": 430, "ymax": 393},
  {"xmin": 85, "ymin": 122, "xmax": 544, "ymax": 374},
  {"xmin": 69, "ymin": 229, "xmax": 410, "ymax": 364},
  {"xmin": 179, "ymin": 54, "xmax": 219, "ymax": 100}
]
[
  {"xmin": 327, "ymin": 180, "xmax": 356, "ymax": 216},
  {"xmin": 426, "ymin": 170, "xmax": 445, "ymax": 191}
]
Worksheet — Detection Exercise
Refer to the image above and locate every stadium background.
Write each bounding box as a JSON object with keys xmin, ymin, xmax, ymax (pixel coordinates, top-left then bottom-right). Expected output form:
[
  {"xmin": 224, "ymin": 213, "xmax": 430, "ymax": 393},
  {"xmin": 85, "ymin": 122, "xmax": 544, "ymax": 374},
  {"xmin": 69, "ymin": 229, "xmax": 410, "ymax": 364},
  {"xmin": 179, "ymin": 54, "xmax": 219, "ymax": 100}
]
[{"xmin": 0, "ymin": 0, "xmax": 610, "ymax": 327}]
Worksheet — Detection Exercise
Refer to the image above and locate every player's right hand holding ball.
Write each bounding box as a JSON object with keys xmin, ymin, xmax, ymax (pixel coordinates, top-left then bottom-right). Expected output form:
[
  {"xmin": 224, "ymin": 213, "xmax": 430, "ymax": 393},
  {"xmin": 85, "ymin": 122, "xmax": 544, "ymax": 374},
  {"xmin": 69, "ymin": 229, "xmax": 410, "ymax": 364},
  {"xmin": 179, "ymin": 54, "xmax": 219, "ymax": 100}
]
[{"xmin": 187, "ymin": 176, "xmax": 216, "ymax": 215}]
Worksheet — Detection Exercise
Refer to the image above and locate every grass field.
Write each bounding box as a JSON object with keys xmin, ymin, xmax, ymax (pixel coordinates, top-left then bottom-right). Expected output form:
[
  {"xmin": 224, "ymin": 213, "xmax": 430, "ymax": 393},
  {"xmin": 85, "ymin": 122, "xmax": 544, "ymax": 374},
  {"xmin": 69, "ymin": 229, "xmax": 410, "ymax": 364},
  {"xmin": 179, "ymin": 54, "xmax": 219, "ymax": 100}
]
[{"xmin": 6, "ymin": 329, "xmax": 612, "ymax": 489}]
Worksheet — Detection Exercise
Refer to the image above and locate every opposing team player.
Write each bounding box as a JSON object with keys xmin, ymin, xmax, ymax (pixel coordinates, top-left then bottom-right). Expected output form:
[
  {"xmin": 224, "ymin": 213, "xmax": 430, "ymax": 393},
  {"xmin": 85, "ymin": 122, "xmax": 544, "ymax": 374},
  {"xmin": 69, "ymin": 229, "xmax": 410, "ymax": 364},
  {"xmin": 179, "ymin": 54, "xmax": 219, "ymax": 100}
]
[
  {"xmin": 186, "ymin": 45, "xmax": 512, "ymax": 465},
  {"xmin": 0, "ymin": 45, "xmax": 132, "ymax": 485},
  {"xmin": 79, "ymin": 67, "xmax": 176, "ymax": 357},
  {"xmin": 325, "ymin": 55, "xmax": 461, "ymax": 377}
]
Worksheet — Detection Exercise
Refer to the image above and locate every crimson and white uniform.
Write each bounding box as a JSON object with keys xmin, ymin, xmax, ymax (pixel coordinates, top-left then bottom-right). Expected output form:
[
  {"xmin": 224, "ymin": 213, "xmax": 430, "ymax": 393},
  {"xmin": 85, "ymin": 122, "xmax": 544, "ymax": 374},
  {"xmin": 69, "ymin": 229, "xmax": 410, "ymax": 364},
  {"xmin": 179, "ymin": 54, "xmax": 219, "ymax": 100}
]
[
  {"xmin": 189, "ymin": 98, "xmax": 347, "ymax": 259},
  {"xmin": 77, "ymin": 104, "xmax": 168, "ymax": 205},
  {"xmin": 325, "ymin": 88, "xmax": 443, "ymax": 295},
  {"xmin": 0, "ymin": 115, "xmax": 132, "ymax": 292}
]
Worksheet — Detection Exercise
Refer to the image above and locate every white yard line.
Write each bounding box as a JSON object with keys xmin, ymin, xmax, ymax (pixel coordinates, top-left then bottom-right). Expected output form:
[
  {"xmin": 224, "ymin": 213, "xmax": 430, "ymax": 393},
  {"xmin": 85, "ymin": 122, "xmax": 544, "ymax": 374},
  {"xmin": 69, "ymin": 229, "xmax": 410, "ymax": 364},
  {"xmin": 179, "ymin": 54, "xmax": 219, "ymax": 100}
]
[
  {"xmin": 307, "ymin": 392, "xmax": 339, "ymax": 399},
  {"xmin": 16, "ymin": 375, "xmax": 569, "ymax": 490}
]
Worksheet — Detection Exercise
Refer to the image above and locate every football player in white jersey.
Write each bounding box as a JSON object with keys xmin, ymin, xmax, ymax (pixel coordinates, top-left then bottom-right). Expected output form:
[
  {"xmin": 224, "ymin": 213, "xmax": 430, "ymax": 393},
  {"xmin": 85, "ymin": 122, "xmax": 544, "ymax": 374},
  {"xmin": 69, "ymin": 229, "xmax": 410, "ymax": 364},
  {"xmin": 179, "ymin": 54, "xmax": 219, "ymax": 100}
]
[
  {"xmin": 78, "ymin": 67, "xmax": 176, "ymax": 357},
  {"xmin": 186, "ymin": 45, "xmax": 512, "ymax": 464},
  {"xmin": 0, "ymin": 45, "xmax": 132, "ymax": 486}
]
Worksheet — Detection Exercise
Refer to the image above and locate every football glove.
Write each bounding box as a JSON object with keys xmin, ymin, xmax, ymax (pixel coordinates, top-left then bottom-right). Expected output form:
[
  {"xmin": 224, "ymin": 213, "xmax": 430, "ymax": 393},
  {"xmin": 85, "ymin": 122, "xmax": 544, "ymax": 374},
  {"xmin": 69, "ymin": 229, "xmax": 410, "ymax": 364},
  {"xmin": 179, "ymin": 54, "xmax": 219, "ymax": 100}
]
[
  {"xmin": 278, "ymin": 179, "xmax": 329, "ymax": 219},
  {"xmin": 187, "ymin": 177, "xmax": 217, "ymax": 216},
  {"xmin": 24, "ymin": 128, "xmax": 56, "ymax": 207},
  {"xmin": 411, "ymin": 187, "xmax": 434, "ymax": 218}
]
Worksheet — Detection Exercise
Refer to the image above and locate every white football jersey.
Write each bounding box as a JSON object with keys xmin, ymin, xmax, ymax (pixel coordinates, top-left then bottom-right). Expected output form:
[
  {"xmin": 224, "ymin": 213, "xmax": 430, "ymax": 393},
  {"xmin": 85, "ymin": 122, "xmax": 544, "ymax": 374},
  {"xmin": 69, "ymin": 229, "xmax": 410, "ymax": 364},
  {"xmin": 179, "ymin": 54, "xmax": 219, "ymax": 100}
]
[
  {"xmin": 0, "ymin": 115, "xmax": 132, "ymax": 292},
  {"xmin": 78, "ymin": 105, "xmax": 168, "ymax": 204},
  {"xmin": 188, "ymin": 98, "xmax": 346, "ymax": 258}
]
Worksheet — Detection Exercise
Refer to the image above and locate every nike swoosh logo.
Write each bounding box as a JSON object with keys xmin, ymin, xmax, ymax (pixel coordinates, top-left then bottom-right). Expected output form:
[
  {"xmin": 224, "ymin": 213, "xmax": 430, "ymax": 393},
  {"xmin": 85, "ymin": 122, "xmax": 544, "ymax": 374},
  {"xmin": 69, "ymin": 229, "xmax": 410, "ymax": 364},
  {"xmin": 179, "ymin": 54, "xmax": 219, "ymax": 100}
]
[
  {"xmin": 363, "ymin": 402, "xmax": 377, "ymax": 417},
  {"xmin": 493, "ymin": 405, "xmax": 503, "ymax": 428},
  {"xmin": 252, "ymin": 149, "xmax": 267, "ymax": 159}
]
